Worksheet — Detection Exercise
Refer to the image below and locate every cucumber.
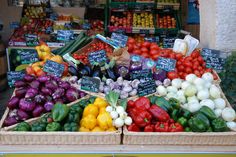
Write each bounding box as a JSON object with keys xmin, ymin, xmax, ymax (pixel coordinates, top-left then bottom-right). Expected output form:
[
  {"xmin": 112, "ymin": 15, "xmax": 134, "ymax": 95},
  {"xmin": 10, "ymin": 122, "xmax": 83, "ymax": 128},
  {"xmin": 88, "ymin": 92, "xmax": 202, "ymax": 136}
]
[
  {"xmin": 53, "ymin": 40, "xmax": 76, "ymax": 55},
  {"xmin": 77, "ymin": 37, "xmax": 93, "ymax": 50},
  {"xmin": 63, "ymin": 36, "xmax": 88, "ymax": 55}
]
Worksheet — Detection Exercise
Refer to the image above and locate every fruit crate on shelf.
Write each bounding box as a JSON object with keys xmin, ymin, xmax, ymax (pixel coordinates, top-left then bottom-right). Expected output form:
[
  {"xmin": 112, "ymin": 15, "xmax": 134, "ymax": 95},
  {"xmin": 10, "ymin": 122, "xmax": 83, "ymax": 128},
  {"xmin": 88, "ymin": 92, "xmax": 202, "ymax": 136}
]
[
  {"xmin": 156, "ymin": 0, "xmax": 180, "ymax": 10},
  {"xmin": 109, "ymin": 0, "xmax": 156, "ymax": 10}
]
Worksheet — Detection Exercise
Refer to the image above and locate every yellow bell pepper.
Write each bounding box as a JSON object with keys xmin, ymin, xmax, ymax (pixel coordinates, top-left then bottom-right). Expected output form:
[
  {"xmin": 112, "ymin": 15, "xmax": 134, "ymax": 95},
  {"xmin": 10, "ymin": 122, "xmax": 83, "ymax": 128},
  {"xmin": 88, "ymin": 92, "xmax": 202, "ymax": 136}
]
[
  {"xmin": 49, "ymin": 55, "xmax": 63, "ymax": 64},
  {"xmin": 83, "ymin": 104, "xmax": 99, "ymax": 118},
  {"xmin": 106, "ymin": 126, "xmax": 117, "ymax": 132},
  {"xmin": 94, "ymin": 98, "xmax": 108, "ymax": 108},
  {"xmin": 80, "ymin": 114, "xmax": 97, "ymax": 130},
  {"xmin": 79, "ymin": 126, "xmax": 90, "ymax": 132},
  {"xmin": 97, "ymin": 111, "xmax": 113, "ymax": 130},
  {"xmin": 91, "ymin": 126, "xmax": 104, "ymax": 132},
  {"xmin": 99, "ymin": 107, "xmax": 106, "ymax": 114},
  {"xmin": 40, "ymin": 44, "xmax": 51, "ymax": 53}
]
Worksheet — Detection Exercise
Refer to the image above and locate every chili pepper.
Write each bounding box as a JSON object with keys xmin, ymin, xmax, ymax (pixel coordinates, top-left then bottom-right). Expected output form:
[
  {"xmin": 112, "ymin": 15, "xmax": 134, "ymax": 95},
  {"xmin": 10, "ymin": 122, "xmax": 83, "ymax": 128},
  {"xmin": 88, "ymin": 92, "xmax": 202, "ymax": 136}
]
[
  {"xmin": 171, "ymin": 109, "xmax": 179, "ymax": 121},
  {"xmin": 46, "ymin": 122, "xmax": 61, "ymax": 131},
  {"xmin": 168, "ymin": 98, "xmax": 180, "ymax": 109},
  {"xmin": 188, "ymin": 113, "xmax": 210, "ymax": 132},
  {"xmin": 134, "ymin": 97, "xmax": 150, "ymax": 110},
  {"xmin": 144, "ymin": 124, "xmax": 154, "ymax": 132},
  {"xmin": 199, "ymin": 106, "xmax": 217, "ymax": 121},
  {"xmin": 181, "ymin": 109, "xmax": 192, "ymax": 119},
  {"xmin": 52, "ymin": 103, "xmax": 69, "ymax": 122},
  {"xmin": 177, "ymin": 117, "xmax": 188, "ymax": 127},
  {"xmin": 211, "ymin": 118, "xmax": 228, "ymax": 132},
  {"xmin": 184, "ymin": 127, "xmax": 192, "ymax": 132},
  {"xmin": 63, "ymin": 122, "xmax": 78, "ymax": 132},
  {"xmin": 155, "ymin": 122, "xmax": 169, "ymax": 132},
  {"xmin": 148, "ymin": 105, "xmax": 170, "ymax": 122},
  {"xmin": 31, "ymin": 122, "xmax": 47, "ymax": 131},
  {"xmin": 127, "ymin": 123, "xmax": 140, "ymax": 132},
  {"xmin": 14, "ymin": 122, "xmax": 31, "ymax": 131},
  {"xmin": 132, "ymin": 108, "xmax": 152, "ymax": 128},
  {"xmin": 168, "ymin": 122, "xmax": 184, "ymax": 132}
]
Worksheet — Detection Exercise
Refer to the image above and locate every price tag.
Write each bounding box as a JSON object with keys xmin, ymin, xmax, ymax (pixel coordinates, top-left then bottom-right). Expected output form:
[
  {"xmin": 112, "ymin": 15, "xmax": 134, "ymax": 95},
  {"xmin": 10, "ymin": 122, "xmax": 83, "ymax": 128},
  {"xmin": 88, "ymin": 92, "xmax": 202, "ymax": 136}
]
[
  {"xmin": 25, "ymin": 34, "xmax": 39, "ymax": 47},
  {"xmin": 111, "ymin": 33, "xmax": 128, "ymax": 48},
  {"xmin": 156, "ymin": 57, "xmax": 176, "ymax": 71},
  {"xmin": 163, "ymin": 38, "xmax": 176, "ymax": 48},
  {"xmin": 130, "ymin": 69, "xmax": 152, "ymax": 80},
  {"xmin": 140, "ymin": 29, "xmax": 150, "ymax": 34},
  {"xmin": 145, "ymin": 37, "xmax": 160, "ymax": 43},
  {"xmin": 201, "ymin": 48, "xmax": 227, "ymax": 71},
  {"xmin": 7, "ymin": 71, "xmax": 25, "ymax": 87},
  {"xmin": 81, "ymin": 76, "xmax": 100, "ymax": 93},
  {"xmin": 46, "ymin": 26, "xmax": 53, "ymax": 34},
  {"xmin": 43, "ymin": 60, "xmax": 65, "ymax": 77},
  {"xmin": 57, "ymin": 30, "xmax": 74, "ymax": 41},
  {"xmin": 88, "ymin": 50, "xmax": 108, "ymax": 65},
  {"xmin": 138, "ymin": 79, "xmax": 156, "ymax": 97},
  {"xmin": 17, "ymin": 49, "xmax": 39, "ymax": 64}
]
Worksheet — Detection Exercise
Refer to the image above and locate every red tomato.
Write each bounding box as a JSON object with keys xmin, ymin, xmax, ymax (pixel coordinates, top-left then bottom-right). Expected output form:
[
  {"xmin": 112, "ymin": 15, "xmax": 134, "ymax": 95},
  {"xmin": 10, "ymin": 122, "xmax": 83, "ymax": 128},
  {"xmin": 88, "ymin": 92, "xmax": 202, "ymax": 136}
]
[
  {"xmin": 185, "ymin": 56, "xmax": 193, "ymax": 62},
  {"xmin": 175, "ymin": 53, "xmax": 183, "ymax": 60},
  {"xmin": 185, "ymin": 67, "xmax": 192, "ymax": 74},
  {"xmin": 202, "ymin": 62, "xmax": 206, "ymax": 68},
  {"xmin": 184, "ymin": 61, "xmax": 192, "ymax": 68},
  {"xmin": 178, "ymin": 72, "xmax": 184, "ymax": 78},
  {"xmin": 200, "ymin": 70, "xmax": 204, "ymax": 75},
  {"xmin": 193, "ymin": 61, "xmax": 200, "ymax": 67},
  {"xmin": 198, "ymin": 66, "xmax": 203, "ymax": 71},
  {"xmin": 194, "ymin": 70, "xmax": 201, "ymax": 77},
  {"xmin": 198, "ymin": 56, "xmax": 204, "ymax": 63},
  {"xmin": 141, "ymin": 53, "xmax": 149, "ymax": 58},
  {"xmin": 137, "ymin": 43, "xmax": 142, "ymax": 48},
  {"xmin": 127, "ymin": 44, "xmax": 134, "ymax": 52},
  {"xmin": 149, "ymin": 49, "xmax": 159, "ymax": 55},
  {"xmin": 213, "ymin": 72, "xmax": 218, "ymax": 80},
  {"xmin": 128, "ymin": 37, "xmax": 135, "ymax": 45},
  {"xmin": 133, "ymin": 49, "xmax": 141, "ymax": 55},
  {"xmin": 133, "ymin": 44, "xmax": 140, "ymax": 50},
  {"xmin": 177, "ymin": 65, "xmax": 185, "ymax": 71},
  {"xmin": 152, "ymin": 54, "xmax": 160, "ymax": 60},
  {"xmin": 169, "ymin": 53, "xmax": 176, "ymax": 59},
  {"xmin": 177, "ymin": 61, "xmax": 182, "ymax": 66},
  {"xmin": 182, "ymin": 73, "xmax": 188, "ymax": 79},
  {"xmin": 141, "ymin": 42, "xmax": 151, "ymax": 48},
  {"xmin": 160, "ymin": 51, "xmax": 168, "ymax": 57},
  {"xmin": 205, "ymin": 68, "xmax": 212, "ymax": 72},
  {"xmin": 167, "ymin": 71, "xmax": 179, "ymax": 80},
  {"xmin": 150, "ymin": 44, "xmax": 159, "ymax": 50},
  {"xmin": 192, "ymin": 65, "xmax": 198, "ymax": 70},
  {"xmin": 191, "ymin": 51, "xmax": 200, "ymax": 58},
  {"xmin": 141, "ymin": 47, "xmax": 149, "ymax": 54}
]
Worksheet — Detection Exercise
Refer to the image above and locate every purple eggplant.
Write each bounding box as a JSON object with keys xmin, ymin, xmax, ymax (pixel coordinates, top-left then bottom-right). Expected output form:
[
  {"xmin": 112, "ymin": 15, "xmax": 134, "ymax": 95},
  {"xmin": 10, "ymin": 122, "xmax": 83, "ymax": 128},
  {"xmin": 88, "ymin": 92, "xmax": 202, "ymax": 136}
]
[
  {"xmin": 32, "ymin": 105, "xmax": 44, "ymax": 117},
  {"xmin": 44, "ymin": 101, "xmax": 54, "ymax": 112},
  {"xmin": 52, "ymin": 88, "xmax": 65, "ymax": 100},
  {"xmin": 14, "ymin": 80, "xmax": 27, "ymax": 88},
  {"xmin": 41, "ymin": 87, "xmax": 52, "ymax": 95},
  {"xmin": 17, "ymin": 109, "xmax": 30, "ymax": 121},
  {"xmin": 45, "ymin": 80, "xmax": 58, "ymax": 90},
  {"xmin": 23, "ymin": 74, "xmax": 35, "ymax": 82},
  {"xmin": 65, "ymin": 88, "xmax": 79, "ymax": 102},
  {"xmin": 19, "ymin": 98, "xmax": 36, "ymax": 112},
  {"xmin": 37, "ymin": 75, "xmax": 50, "ymax": 83},
  {"xmin": 25, "ymin": 88, "xmax": 38, "ymax": 98},
  {"xmin": 4, "ymin": 117, "xmax": 18, "ymax": 126},
  {"xmin": 34, "ymin": 94, "xmax": 46, "ymax": 104},
  {"xmin": 30, "ymin": 80, "xmax": 40, "ymax": 89},
  {"xmin": 59, "ymin": 81, "xmax": 71, "ymax": 90},
  {"xmin": 7, "ymin": 96, "xmax": 19, "ymax": 109},
  {"xmin": 15, "ymin": 88, "xmax": 27, "ymax": 98},
  {"xmin": 153, "ymin": 69, "xmax": 167, "ymax": 82}
]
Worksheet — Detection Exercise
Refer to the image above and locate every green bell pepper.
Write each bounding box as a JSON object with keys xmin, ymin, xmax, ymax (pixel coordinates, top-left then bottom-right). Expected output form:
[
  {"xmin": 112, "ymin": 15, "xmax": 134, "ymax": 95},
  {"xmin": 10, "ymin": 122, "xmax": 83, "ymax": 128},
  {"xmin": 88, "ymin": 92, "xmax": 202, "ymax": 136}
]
[
  {"xmin": 88, "ymin": 96, "xmax": 96, "ymax": 104},
  {"xmin": 148, "ymin": 95, "xmax": 158, "ymax": 105},
  {"xmin": 211, "ymin": 118, "xmax": 228, "ymax": 132},
  {"xmin": 181, "ymin": 109, "xmax": 192, "ymax": 119},
  {"xmin": 184, "ymin": 127, "xmax": 192, "ymax": 132},
  {"xmin": 46, "ymin": 122, "xmax": 61, "ymax": 131},
  {"xmin": 169, "ymin": 98, "xmax": 180, "ymax": 109},
  {"xmin": 177, "ymin": 117, "xmax": 188, "ymax": 127},
  {"xmin": 31, "ymin": 122, "xmax": 47, "ymax": 132},
  {"xmin": 40, "ymin": 113, "xmax": 53, "ymax": 124},
  {"xmin": 52, "ymin": 103, "xmax": 69, "ymax": 122},
  {"xmin": 188, "ymin": 113, "xmax": 210, "ymax": 132},
  {"xmin": 155, "ymin": 96, "xmax": 173, "ymax": 112},
  {"xmin": 207, "ymin": 127, "xmax": 213, "ymax": 132},
  {"xmin": 63, "ymin": 122, "xmax": 78, "ymax": 132},
  {"xmin": 70, "ymin": 104, "xmax": 83, "ymax": 115},
  {"xmin": 199, "ymin": 106, "xmax": 217, "ymax": 120},
  {"xmin": 14, "ymin": 122, "xmax": 31, "ymax": 131},
  {"xmin": 171, "ymin": 109, "xmax": 180, "ymax": 121},
  {"xmin": 67, "ymin": 110, "xmax": 80, "ymax": 123}
]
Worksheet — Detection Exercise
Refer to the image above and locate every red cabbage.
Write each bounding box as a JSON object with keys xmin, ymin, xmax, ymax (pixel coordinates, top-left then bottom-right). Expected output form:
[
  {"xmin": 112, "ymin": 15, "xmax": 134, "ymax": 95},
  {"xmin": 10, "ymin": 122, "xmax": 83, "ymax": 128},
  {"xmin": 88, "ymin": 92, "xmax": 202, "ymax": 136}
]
[
  {"xmin": 7, "ymin": 96, "xmax": 19, "ymax": 109},
  {"xmin": 52, "ymin": 88, "xmax": 65, "ymax": 100},
  {"xmin": 44, "ymin": 101, "xmax": 54, "ymax": 112},
  {"xmin": 25, "ymin": 88, "xmax": 38, "ymax": 98},
  {"xmin": 45, "ymin": 80, "xmax": 57, "ymax": 90},
  {"xmin": 15, "ymin": 88, "xmax": 27, "ymax": 98},
  {"xmin": 24, "ymin": 74, "xmax": 35, "ymax": 82},
  {"xmin": 17, "ymin": 109, "xmax": 30, "ymax": 120},
  {"xmin": 41, "ymin": 87, "xmax": 52, "ymax": 95},
  {"xmin": 4, "ymin": 117, "xmax": 18, "ymax": 126},
  {"xmin": 65, "ymin": 88, "xmax": 79, "ymax": 102},
  {"xmin": 153, "ymin": 69, "xmax": 167, "ymax": 82},
  {"xmin": 30, "ymin": 80, "xmax": 40, "ymax": 89},
  {"xmin": 14, "ymin": 80, "xmax": 27, "ymax": 88},
  {"xmin": 59, "ymin": 81, "xmax": 71, "ymax": 89},
  {"xmin": 32, "ymin": 105, "xmax": 44, "ymax": 117},
  {"xmin": 37, "ymin": 76, "xmax": 50, "ymax": 83},
  {"xmin": 19, "ymin": 98, "xmax": 36, "ymax": 112},
  {"xmin": 34, "ymin": 94, "xmax": 46, "ymax": 104}
]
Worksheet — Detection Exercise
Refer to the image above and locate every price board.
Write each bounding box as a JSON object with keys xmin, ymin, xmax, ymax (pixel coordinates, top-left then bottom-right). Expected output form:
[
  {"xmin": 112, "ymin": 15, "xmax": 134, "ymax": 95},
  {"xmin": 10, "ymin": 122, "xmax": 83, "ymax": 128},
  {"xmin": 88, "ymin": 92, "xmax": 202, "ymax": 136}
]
[
  {"xmin": 43, "ymin": 60, "xmax": 65, "ymax": 77},
  {"xmin": 25, "ymin": 34, "xmax": 39, "ymax": 46},
  {"xmin": 17, "ymin": 49, "xmax": 39, "ymax": 64},
  {"xmin": 7, "ymin": 71, "xmax": 25, "ymax": 87},
  {"xmin": 88, "ymin": 50, "xmax": 108, "ymax": 65},
  {"xmin": 130, "ymin": 69, "xmax": 152, "ymax": 80},
  {"xmin": 81, "ymin": 76, "xmax": 100, "ymax": 93},
  {"xmin": 111, "ymin": 32, "xmax": 128, "ymax": 48},
  {"xmin": 57, "ymin": 30, "xmax": 74, "ymax": 41},
  {"xmin": 163, "ymin": 38, "xmax": 176, "ymax": 48},
  {"xmin": 138, "ymin": 79, "xmax": 156, "ymax": 97},
  {"xmin": 156, "ymin": 57, "xmax": 176, "ymax": 71}
]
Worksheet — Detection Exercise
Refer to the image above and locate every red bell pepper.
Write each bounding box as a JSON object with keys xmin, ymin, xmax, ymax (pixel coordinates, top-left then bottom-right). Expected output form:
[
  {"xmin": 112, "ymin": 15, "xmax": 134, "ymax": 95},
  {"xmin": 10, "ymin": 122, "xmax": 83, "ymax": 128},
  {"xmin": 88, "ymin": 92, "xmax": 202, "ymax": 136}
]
[
  {"xmin": 127, "ymin": 100, "xmax": 135, "ymax": 113},
  {"xmin": 132, "ymin": 108, "xmax": 152, "ymax": 128},
  {"xmin": 148, "ymin": 105, "xmax": 170, "ymax": 122},
  {"xmin": 134, "ymin": 97, "xmax": 150, "ymax": 111},
  {"xmin": 127, "ymin": 123, "xmax": 140, "ymax": 132},
  {"xmin": 155, "ymin": 122, "xmax": 169, "ymax": 132},
  {"xmin": 168, "ymin": 122, "xmax": 184, "ymax": 132},
  {"xmin": 144, "ymin": 124, "xmax": 154, "ymax": 132}
]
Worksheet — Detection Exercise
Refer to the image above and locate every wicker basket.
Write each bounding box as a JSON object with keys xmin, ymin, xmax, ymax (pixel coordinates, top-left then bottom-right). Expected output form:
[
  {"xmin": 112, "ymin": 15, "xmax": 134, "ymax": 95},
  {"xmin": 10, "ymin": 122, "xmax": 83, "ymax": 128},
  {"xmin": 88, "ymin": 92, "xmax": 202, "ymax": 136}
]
[{"xmin": 123, "ymin": 85, "xmax": 236, "ymax": 146}]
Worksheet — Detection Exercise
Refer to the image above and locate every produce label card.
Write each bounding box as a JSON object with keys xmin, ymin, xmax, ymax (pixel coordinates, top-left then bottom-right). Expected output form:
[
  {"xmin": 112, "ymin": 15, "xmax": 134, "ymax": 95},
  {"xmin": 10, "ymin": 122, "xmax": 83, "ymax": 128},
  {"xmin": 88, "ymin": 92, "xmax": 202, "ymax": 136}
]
[
  {"xmin": 25, "ymin": 34, "xmax": 39, "ymax": 47},
  {"xmin": 57, "ymin": 30, "xmax": 74, "ymax": 41},
  {"xmin": 130, "ymin": 69, "xmax": 152, "ymax": 80},
  {"xmin": 111, "ymin": 33, "xmax": 128, "ymax": 48},
  {"xmin": 88, "ymin": 50, "xmax": 107, "ymax": 65},
  {"xmin": 17, "ymin": 49, "xmax": 39, "ymax": 64},
  {"xmin": 81, "ymin": 76, "xmax": 100, "ymax": 93},
  {"xmin": 145, "ymin": 36, "xmax": 160, "ymax": 43},
  {"xmin": 138, "ymin": 79, "xmax": 156, "ymax": 97},
  {"xmin": 7, "ymin": 71, "xmax": 25, "ymax": 87},
  {"xmin": 163, "ymin": 37, "xmax": 176, "ymax": 48},
  {"xmin": 43, "ymin": 60, "xmax": 65, "ymax": 77},
  {"xmin": 156, "ymin": 57, "xmax": 176, "ymax": 72},
  {"xmin": 201, "ymin": 48, "xmax": 227, "ymax": 71},
  {"xmin": 140, "ymin": 29, "xmax": 150, "ymax": 34}
]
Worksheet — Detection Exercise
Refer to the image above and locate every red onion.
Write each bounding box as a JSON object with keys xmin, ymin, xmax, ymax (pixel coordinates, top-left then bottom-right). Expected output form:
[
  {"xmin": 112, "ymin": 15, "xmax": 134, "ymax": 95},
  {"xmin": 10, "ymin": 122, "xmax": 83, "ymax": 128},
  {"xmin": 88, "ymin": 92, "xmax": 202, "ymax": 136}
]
[{"xmin": 7, "ymin": 96, "xmax": 19, "ymax": 109}]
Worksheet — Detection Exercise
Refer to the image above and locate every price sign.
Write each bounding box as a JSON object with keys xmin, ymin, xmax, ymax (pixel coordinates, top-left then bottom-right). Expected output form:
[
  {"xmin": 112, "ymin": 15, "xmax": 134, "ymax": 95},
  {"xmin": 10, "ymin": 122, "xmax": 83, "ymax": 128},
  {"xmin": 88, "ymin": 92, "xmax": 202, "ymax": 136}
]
[
  {"xmin": 7, "ymin": 71, "xmax": 25, "ymax": 87},
  {"xmin": 145, "ymin": 37, "xmax": 160, "ymax": 43},
  {"xmin": 140, "ymin": 29, "xmax": 150, "ymax": 34},
  {"xmin": 156, "ymin": 57, "xmax": 176, "ymax": 71},
  {"xmin": 163, "ymin": 38, "xmax": 176, "ymax": 48},
  {"xmin": 17, "ymin": 49, "xmax": 39, "ymax": 64},
  {"xmin": 111, "ymin": 33, "xmax": 128, "ymax": 48},
  {"xmin": 130, "ymin": 69, "xmax": 152, "ymax": 80},
  {"xmin": 25, "ymin": 34, "xmax": 39, "ymax": 47},
  {"xmin": 88, "ymin": 50, "xmax": 108, "ymax": 65},
  {"xmin": 138, "ymin": 79, "xmax": 156, "ymax": 96},
  {"xmin": 81, "ymin": 76, "xmax": 100, "ymax": 93},
  {"xmin": 43, "ymin": 60, "xmax": 65, "ymax": 77},
  {"xmin": 201, "ymin": 48, "xmax": 227, "ymax": 71},
  {"xmin": 57, "ymin": 30, "xmax": 74, "ymax": 41}
]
